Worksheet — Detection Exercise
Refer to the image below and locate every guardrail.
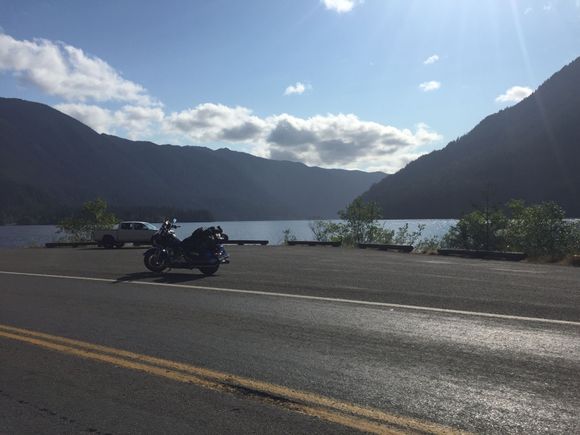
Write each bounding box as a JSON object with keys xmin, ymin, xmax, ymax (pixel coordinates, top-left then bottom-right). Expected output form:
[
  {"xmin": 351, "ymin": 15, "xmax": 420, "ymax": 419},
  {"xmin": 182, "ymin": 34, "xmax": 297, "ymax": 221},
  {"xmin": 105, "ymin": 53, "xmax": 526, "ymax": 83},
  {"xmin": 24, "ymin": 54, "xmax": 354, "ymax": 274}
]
[
  {"xmin": 357, "ymin": 243, "xmax": 414, "ymax": 253},
  {"xmin": 223, "ymin": 240, "xmax": 269, "ymax": 246},
  {"xmin": 438, "ymin": 248, "xmax": 527, "ymax": 261},
  {"xmin": 287, "ymin": 241, "xmax": 341, "ymax": 247}
]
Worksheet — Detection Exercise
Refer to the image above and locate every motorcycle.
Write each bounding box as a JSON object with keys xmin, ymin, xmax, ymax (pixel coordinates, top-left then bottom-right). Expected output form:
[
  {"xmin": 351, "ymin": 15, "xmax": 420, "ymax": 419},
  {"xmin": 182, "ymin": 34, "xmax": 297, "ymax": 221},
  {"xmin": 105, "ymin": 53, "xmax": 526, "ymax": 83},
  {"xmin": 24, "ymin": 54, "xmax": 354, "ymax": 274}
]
[{"xmin": 143, "ymin": 218, "xmax": 230, "ymax": 275}]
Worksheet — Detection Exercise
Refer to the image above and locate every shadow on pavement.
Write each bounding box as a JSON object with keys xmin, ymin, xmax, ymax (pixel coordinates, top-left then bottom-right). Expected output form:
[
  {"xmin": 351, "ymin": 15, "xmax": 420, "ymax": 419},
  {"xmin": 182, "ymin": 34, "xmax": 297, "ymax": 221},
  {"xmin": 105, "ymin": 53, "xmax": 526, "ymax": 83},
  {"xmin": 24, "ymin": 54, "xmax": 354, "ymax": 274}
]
[
  {"xmin": 83, "ymin": 246, "xmax": 149, "ymax": 251},
  {"xmin": 115, "ymin": 271, "xmax": 210, "ymax": 284}
]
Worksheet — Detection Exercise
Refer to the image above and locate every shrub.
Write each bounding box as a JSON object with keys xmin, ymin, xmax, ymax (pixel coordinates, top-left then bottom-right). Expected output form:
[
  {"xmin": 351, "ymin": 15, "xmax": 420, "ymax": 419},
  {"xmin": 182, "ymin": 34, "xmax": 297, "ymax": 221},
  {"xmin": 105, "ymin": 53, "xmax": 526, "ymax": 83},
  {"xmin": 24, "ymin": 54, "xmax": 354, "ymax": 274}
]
[
  {"xmin": 414, "ymin": 236, "xmax": 442, "ymax": 254},
  {"xmin": 309, "ymin": 220, "xmax": 338, "ymax": 242},
  {"xmin": 393, "ymin": 223, "xmax": 426, "ymax": 246},
  {"xmin": 337, "ymin": 198, "xmax": 385, "ymax": 245},
  {"xmin": 443, "ymin": 208, "xmax": 507, "ymax": 251},
  {"xmin": 310, "ymin": 198, "xmax": 400, "ymax": 246},
  {"xmin": 57, "ymin": 198, "xmax": 117, "ymax": 241},
  {"xmin": 505, "ymin": 200, "xmax": 578, "ymax": 259},
  {"xmin": 443, "ymin": 199, "xmax": 580, "ymax": 260},
  {"xmin": 281, "ymin": 228, "xmax": 297, "ymax": 244}
]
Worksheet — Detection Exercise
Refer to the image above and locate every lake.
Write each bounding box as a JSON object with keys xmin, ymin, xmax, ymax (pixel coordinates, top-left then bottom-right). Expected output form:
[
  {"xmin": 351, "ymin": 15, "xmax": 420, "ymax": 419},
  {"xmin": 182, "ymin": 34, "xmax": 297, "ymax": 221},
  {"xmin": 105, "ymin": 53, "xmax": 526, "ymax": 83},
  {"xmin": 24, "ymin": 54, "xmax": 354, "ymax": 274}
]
[{"xmin": 0, "ymin": 219, "xmax": 457, "ymax": 248}]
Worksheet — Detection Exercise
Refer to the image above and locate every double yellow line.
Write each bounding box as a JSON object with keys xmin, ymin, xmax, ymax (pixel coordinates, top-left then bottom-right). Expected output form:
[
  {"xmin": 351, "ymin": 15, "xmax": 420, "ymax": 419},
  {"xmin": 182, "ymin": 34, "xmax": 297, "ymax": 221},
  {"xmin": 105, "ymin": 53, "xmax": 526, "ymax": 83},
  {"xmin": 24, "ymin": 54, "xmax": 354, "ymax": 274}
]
[{"xmin": 0, "ymin": 324, "xmax": 466, "ymax": 434}]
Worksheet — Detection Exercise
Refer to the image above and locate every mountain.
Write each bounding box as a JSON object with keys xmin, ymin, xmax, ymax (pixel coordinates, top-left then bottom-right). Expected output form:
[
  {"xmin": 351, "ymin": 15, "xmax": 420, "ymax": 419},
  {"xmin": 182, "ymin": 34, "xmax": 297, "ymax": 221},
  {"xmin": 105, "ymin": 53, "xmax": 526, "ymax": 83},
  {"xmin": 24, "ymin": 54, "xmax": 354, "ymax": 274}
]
[
  {"xmin": 0, "ymin": 98, "xmax": 385, "ymax": 224},
  {"xmin": 362, "ymin": 57, "xmax": 580, "ymax": 218}
]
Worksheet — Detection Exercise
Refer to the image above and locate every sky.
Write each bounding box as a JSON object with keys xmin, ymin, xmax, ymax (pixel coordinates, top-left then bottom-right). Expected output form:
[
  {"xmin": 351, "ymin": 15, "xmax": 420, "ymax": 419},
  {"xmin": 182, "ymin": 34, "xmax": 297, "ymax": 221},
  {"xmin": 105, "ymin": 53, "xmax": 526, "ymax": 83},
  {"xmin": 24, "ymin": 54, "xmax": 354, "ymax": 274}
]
[{"xmin": 1, "ymin": 0, "xmax": 579, "ymax": 174}]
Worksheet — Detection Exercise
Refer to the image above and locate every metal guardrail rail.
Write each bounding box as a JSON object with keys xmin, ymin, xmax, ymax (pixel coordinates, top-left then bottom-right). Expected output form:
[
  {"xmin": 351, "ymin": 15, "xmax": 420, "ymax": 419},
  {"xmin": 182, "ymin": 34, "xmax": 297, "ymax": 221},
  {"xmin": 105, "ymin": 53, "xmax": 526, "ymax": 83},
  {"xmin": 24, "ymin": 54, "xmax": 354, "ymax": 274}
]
[
  {"xmin": 438, "ymin": 248, "xmax": 527, "ymax": 261},
  {"xmin": 357, "ymin": 243, "xmax": 414, "ymax": 253}
]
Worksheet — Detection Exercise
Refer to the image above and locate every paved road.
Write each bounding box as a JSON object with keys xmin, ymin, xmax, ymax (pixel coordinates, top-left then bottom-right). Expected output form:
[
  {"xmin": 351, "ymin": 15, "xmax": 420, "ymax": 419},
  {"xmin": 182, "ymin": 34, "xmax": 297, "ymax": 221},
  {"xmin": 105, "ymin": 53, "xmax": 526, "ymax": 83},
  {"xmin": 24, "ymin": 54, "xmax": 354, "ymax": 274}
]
[{"xmin": 1, "ymin": 246, "xmax": 579, "ymax": 434}]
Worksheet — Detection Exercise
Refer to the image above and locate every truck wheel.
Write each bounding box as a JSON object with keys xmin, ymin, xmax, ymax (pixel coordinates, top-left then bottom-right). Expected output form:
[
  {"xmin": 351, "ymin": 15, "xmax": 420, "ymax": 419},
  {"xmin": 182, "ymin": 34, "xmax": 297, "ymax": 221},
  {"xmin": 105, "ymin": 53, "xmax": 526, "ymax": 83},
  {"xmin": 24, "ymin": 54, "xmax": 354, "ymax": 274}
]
[
  {"xmin": 102, "ymin": 235, "xmax": 115, "ymax": 249},
  {"xmin": 114, "ymin": 242, "xmax": 125, "ymax": 249}
]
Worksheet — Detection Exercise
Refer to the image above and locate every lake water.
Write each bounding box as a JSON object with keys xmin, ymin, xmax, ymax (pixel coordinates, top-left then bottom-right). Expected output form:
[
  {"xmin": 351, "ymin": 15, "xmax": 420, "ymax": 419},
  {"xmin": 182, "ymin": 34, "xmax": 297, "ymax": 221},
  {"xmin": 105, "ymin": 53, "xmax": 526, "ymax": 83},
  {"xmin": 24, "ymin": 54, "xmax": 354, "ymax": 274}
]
[{"xmin": 0, "ymin": 219, "xmax": 457, "ymax": 248}]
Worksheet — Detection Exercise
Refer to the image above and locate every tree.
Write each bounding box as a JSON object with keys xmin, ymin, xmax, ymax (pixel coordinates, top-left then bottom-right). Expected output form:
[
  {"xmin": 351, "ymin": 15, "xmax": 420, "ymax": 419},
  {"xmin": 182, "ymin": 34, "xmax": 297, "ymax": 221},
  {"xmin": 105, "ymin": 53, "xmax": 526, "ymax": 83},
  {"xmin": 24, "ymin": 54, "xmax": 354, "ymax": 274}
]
[
  {"xmin": 443, "ymin": 208, "xmax": 507, "ymax": 251},
  {"xmin": 309, "ymin": 220, "xmax": 343, "ymax": 243},
  {"xmin": 281, "ymin": 228, "xmax": 297, "ymax": 244},
  {"xmin": 57, "ymin": 198, "xmax": 117, "ymax": 241},
  {"xmin": 444, "ymin": 187, "xmax": 508, "ymax": 251},
  {"xmin": 337, "ymin": 198, "xmax": 383, "ymax": 244},
  {"xmin": 310, "ymin": 198, "xmax": 394, "ymax": 246},
  {"xmin": 505, "ymin": 200, "xmax": 577, "ymax": 258},
  {"xmin": 443, "ymin": 199, "xmax": 580, "ymax": 259}
]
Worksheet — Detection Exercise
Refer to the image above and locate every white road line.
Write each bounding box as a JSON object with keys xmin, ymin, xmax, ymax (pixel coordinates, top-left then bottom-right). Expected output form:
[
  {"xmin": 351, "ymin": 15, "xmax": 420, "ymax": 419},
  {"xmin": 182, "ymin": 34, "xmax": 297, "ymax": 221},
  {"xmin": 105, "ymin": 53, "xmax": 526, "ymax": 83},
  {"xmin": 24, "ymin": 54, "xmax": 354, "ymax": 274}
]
[
  {"xmin": 492, "ymin": 268, "xmax": 546, "ymax": 274},
  {"xmin": 419, "ymin": 260, "xmax": 453, "ymax": 265},
  {"xmin": 1, "ymin": 270, "xmax": 579, "ymax": 327}
]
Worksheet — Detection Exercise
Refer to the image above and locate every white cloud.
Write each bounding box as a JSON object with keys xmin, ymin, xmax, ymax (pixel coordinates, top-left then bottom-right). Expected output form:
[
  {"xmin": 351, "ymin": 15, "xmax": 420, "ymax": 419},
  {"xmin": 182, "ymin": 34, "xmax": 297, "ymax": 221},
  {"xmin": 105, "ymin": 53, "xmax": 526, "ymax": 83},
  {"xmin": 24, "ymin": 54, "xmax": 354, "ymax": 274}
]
[
  {"xmin": 284, "ymin": 82, "xmax": 310, "ymax": 96},
  {"xmin": 322, "ymin": 0, "xmax": 362, "ymax": 13},
  {"xmin": 113, "ymin": 105, "xmax": 165, "ymax": 139},
  {"xmin": 55, "ymin": 103, "xmax": 165, "ymax": 139},
  {"xmin": 263, "ymin": 115, "xmax": 441, "ymax": 173},
  {"xmin": 524, "ymin": 7, "xmax": 533, "ymax": 14},
  {"xmin": 54, "ymin": 103, "xmax": 116, "ymax": 133},
  {"xmin": 0, "ymin": 33, "xmax": 156, "ymax": 105},
  {"xmin": 495, "ymin": 86, "xmax": 534, "ymax": 104},
  {"xmin": 423, "ymin": 54, "xmax": 439, "ymax": 65},
  {"xmin": 164, "ymin": 103, "xmax": 268, "ymax": 143},
  {"xmin": 543, "ymin": 2, "xmax": 553, "ymax": 11},
  {"xmin": 54, "ymin": 101, "xmax": 441, "ymax": 173},
  {"xmin": 419, "ymin": 81, "xmax": 441, "ymax": 92},
  {"xmin": 164, "ymin": 105, "xmax": 442, "ymax": 173},
  {"xmin": 4, "ymin": 31, "xmax": 441, "ymax": 173}
]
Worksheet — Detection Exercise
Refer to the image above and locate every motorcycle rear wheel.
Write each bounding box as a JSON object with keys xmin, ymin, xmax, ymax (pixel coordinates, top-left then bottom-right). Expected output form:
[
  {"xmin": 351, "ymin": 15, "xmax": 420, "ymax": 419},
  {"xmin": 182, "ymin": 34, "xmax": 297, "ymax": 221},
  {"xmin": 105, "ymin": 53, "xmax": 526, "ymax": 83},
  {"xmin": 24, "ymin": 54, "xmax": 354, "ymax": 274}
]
[
  {"xmin": 199, "ymin": 265, "xmax": 219, "ymax": 276},
  {"xmin": 144, "ymin": 251, "xmax": 167, "ymax": 273}
]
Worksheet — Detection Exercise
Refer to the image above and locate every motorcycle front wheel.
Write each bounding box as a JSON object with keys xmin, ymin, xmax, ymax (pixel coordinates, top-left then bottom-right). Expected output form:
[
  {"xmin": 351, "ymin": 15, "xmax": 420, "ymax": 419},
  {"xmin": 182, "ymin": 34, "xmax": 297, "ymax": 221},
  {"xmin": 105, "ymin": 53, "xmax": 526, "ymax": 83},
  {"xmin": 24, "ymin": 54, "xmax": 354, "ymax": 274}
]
[
  {"xmin": 144, "ymin": 250, "xmax": 167, "ymax": 273},
  {"xmin": 199, "ymin": 265, "xmax": 219, "ymax": 276}
]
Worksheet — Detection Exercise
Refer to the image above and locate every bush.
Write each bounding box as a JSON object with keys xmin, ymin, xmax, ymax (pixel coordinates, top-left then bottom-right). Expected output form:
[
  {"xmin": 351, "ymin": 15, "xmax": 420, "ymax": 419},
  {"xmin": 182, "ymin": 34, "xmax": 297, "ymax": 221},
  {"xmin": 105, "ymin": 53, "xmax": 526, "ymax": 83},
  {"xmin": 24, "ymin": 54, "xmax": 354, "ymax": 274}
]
[
  {"xmin": 57, "ymin": 198, "xmax": 117, "ymax": 241},
  {"xmin": 281, "ymin": 228, "xmax": 297, "ymax": 244},
  {"xmin": 309, "ymin": 198, "xmax": 427, "ymax": 246},
  {"xmin": 505, "ymin": 200, "xmax": 579, "ymax": 259},
  {"xmin": 414, "ymin": 236, "xmax": 442, "ymax": 254},
  {"xmin": 309, "ymin": 220, "xmax": 343, "ymax": 243},
  {"xmin": 442, "ymin": 208, "xmax": 507, "ymax": 251},
  {"xmin": 393, "ymin": 223, "xmax": 426, "ymax": 246},
  {"xmin": 310, "ymin": 198, "xmax": 395, "ymax": 246},
  {"xmin": 337, "ymin": 198, "xmax": 386, "ymax": 245},
  {"xmin": 572, "ymin": 222, "xmax": 580, "ymax": 254},
  {"xmin": 443, "ymin": 199, "xmax": 580, "ymax": 260}
]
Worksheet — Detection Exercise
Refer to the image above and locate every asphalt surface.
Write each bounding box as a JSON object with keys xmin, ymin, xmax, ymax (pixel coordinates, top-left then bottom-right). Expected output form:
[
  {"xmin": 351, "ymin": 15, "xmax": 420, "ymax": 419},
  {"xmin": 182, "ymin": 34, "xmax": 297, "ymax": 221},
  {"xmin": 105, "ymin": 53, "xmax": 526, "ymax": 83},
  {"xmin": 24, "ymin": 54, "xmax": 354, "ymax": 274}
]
[{"xmin": 1, "ymin": 245, "xmax": 579, "ymax": 434}]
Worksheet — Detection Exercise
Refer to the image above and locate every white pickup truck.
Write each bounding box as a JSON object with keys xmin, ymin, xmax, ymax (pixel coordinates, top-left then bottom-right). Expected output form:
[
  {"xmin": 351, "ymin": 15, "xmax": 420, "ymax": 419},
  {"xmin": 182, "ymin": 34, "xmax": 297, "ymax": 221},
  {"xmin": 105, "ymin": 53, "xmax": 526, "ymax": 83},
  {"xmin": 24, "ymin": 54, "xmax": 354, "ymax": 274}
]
[{"xmin": 93, "ymin": 221, "xmax": 158, "ymax": 248}]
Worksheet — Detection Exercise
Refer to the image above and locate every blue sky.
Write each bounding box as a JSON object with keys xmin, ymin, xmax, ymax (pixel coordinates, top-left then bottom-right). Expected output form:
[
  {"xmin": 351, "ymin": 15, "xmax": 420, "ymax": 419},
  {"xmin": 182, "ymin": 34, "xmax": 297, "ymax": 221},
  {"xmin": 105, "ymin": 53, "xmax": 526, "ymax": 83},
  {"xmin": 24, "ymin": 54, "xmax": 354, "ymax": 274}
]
[{"xmin": 1, "ymin": 0, "xmax": 579, "ymax": 173}]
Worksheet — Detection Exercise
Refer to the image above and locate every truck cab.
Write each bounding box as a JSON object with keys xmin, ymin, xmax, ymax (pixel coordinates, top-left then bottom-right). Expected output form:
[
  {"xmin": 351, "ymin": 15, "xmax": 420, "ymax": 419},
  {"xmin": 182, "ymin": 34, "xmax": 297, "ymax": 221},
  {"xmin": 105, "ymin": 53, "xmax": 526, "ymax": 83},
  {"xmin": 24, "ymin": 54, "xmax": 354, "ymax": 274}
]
[
  {"xmin": 116, "ymin": 222, "xmax": 158, "ymax": 242},
  {"xmin": 94, "ymin": 221, "xmax": 158, "ymax": 248}
]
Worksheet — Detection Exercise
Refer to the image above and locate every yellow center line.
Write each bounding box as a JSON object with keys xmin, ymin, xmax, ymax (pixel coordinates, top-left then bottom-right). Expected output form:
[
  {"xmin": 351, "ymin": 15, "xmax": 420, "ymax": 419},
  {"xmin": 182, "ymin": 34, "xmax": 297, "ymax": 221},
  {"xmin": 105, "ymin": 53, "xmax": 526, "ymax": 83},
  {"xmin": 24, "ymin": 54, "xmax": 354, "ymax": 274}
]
[{"xmin": 0, "ymin": 324, "xmax": 468, "ymax": 434}]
